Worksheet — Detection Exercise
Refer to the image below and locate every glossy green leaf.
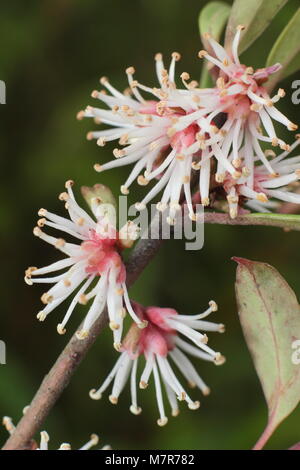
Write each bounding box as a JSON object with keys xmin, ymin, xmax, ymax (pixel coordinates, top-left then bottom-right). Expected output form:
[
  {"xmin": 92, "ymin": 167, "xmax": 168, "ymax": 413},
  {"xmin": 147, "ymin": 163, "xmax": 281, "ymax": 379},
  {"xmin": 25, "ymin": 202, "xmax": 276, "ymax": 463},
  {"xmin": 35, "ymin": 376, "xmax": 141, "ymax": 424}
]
[
  {"xmin": 199, "ymin": 1, "xmax": 231, "ymax": 45},
  {"xmin": 265, "ymin": 8, "xmax": 300, "ymax": 92},
  {"xmin": 234, "ymin": 258, "xmax": 300, "ymax": 449},
  {"xmin": 225, "ymin": 0, "xmax": 288, "ymax": 55},
  {"xmin": 198, "ymin": 1, "xmax": 231, "ymax": 87}
]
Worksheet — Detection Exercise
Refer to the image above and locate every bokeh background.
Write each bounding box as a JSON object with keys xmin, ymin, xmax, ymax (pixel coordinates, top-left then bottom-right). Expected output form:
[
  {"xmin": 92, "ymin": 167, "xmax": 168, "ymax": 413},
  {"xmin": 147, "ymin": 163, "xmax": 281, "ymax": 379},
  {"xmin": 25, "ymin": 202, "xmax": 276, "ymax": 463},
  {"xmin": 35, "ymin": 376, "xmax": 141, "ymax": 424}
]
[{"xmin": 0, "ymin": 0, "xmax": 300, "ymax": 450}]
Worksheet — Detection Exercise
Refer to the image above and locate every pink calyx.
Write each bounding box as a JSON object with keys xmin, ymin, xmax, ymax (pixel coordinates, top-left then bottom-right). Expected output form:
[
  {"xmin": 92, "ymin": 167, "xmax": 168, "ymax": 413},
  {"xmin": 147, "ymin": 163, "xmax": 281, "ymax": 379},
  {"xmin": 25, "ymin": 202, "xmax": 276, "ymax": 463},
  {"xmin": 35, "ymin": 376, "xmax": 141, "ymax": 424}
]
[
  {"xmin": 121, "ymin": 304, "xmax": 177, "ymax": 358},
  {"xmin": 81, "ymin": 229, "xmax": 125, "ymax": 282},
  {"xmin": 170, "ymin": 123, "xmax": 199, "ymax": 151}
]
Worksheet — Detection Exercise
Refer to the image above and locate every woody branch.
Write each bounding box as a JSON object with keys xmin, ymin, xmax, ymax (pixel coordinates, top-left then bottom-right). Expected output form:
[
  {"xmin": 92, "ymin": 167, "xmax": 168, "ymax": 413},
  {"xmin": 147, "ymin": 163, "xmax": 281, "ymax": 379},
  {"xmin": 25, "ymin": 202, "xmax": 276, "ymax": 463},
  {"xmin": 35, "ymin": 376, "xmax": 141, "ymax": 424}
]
[{"xmin": 2, "ymin": 210, "xmax": 298, "ymax": 450}]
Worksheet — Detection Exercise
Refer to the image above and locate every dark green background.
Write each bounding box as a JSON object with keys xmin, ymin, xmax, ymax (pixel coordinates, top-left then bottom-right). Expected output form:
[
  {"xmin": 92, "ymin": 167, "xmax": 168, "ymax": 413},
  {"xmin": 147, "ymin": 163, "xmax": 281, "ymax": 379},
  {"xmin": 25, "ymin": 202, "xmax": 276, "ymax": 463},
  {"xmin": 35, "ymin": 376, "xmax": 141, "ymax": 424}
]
[{"xmin": 0, "ymin": 0, "xmax": 299, "ymax": 450}]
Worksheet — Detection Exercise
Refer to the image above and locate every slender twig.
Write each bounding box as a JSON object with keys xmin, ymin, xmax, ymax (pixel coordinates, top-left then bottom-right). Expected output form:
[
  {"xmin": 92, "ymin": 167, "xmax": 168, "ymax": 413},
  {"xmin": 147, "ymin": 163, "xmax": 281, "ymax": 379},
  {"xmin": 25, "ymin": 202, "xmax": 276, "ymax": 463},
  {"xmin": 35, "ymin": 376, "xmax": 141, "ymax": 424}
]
[
  {"xmin": 3, "ymin": 313, "xmax": 109, "ymax": 450},
  {"xmin": 2, "ymin": 215, "xmax": 163, "ymax": 450},
  {"xmin": 204, "ymin": 212, "xmax": 300, "ymax": 231},
  {"xmin": 3, "ymin": 210, "xmax": 299, "ymax": 449}
]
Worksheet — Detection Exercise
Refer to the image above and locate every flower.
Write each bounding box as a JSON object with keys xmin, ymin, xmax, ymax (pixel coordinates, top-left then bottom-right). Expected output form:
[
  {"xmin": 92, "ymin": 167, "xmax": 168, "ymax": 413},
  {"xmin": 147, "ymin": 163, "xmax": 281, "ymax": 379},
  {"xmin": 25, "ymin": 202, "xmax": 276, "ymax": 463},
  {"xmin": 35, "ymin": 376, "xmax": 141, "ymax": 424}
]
[
  {"xmin": 77, "ymin": 53, "xmax": 230, "ymax": 223},
  {"xmin": 220, "ymin": 137, "xmax": 300, "ymax": 217},
  {"xmin": 89, "ymin": 301, "xmax": 225, "ymax": 426},
  {"xmin": 24, "ymin": 181, "xmax": 145, "ymax": 346},
  {"xmin": 78, "ymin": 28, "xmax": 298, "ymax": 220},
  {"xmin": 195, "ymin": 25, "xmax": 298, "ymax": 189},
  {"xmin": 2, "ymin": 416, "xmax": 110, "ymax": 450}
]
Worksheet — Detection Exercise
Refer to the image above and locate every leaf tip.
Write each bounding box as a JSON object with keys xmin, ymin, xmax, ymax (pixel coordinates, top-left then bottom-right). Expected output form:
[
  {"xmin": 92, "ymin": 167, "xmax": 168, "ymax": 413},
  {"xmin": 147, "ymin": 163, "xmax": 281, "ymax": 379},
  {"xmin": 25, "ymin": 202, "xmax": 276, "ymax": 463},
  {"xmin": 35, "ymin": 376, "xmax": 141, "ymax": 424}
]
[{"xmin": 231, "ymin": 256, "xmax": 251, "ymax": 266}]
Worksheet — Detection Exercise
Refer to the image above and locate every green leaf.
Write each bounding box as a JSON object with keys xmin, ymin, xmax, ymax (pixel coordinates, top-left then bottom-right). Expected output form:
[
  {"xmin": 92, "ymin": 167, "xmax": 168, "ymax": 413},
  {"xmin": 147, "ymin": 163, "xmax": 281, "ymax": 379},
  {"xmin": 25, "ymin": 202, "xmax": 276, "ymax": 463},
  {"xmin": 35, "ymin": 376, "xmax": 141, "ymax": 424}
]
[
  {"xmin": 199, "ymin": 61, "xmax": 214, "ymax": 89},
  {"xmin": 265, "ymin": 8, "xmax": 300, "ymax": 92},
  {"xmin": 199, "ymin": 1, "xmax": 231, "ymax": 45},
  {"xmin": 198, "ymin": 1, "xmax": 231, "ymax": 87},
  {"xmin": 81, "ymin": 183, "xmax": 116, "ymax": 209},
  {"xmin": 225, "ymin": 0, "xmax": 288, "ymax": 55},
  {"xmin": 234, "ymin": 258, "xmax": 300, "ymax": 449},
  {"xmin": 81, "ymin": 183, "xmax": 117, "ymax": 225}
]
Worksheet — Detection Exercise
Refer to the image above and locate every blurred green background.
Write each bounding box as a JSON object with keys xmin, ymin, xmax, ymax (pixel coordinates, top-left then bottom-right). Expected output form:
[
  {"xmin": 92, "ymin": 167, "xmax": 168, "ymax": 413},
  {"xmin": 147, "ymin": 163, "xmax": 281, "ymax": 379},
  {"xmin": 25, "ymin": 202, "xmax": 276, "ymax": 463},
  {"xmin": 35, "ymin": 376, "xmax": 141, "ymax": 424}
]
[{"xmin": 0, "ymin": 0, "xmax": 300, "ymax": 450}]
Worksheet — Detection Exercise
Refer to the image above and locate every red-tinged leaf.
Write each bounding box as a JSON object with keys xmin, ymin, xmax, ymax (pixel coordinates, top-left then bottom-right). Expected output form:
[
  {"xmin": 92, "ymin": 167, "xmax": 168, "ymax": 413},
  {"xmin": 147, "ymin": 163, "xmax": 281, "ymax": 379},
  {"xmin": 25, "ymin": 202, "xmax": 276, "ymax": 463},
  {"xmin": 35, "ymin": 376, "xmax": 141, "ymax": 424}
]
[
  {"xmin": 289, "ymin": 441, "xmax": 300, "ymax": 450},
  {"xmin": 233, "ymin": 257, "xmax": 300, "ymax": 449}
]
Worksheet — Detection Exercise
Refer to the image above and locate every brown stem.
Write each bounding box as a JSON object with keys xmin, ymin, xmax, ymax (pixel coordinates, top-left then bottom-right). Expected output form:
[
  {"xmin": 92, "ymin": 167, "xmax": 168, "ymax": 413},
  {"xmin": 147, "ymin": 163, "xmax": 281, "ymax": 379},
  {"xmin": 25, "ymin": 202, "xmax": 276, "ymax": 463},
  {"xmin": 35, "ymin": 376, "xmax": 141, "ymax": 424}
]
[
  {"xmin": 2, "ymin": 210, "xmax": 298, "ymax": 449},
  {"xmin": 2, "ymin": 216, "xmax": 163, "ymax": 450},
  {"xmin": 3, "ymin": 314, "xmax": 109, "ymax": 450},
  {"xmin": 278, "ymin": 201, "xmax": 300, "ymax": 215}
]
